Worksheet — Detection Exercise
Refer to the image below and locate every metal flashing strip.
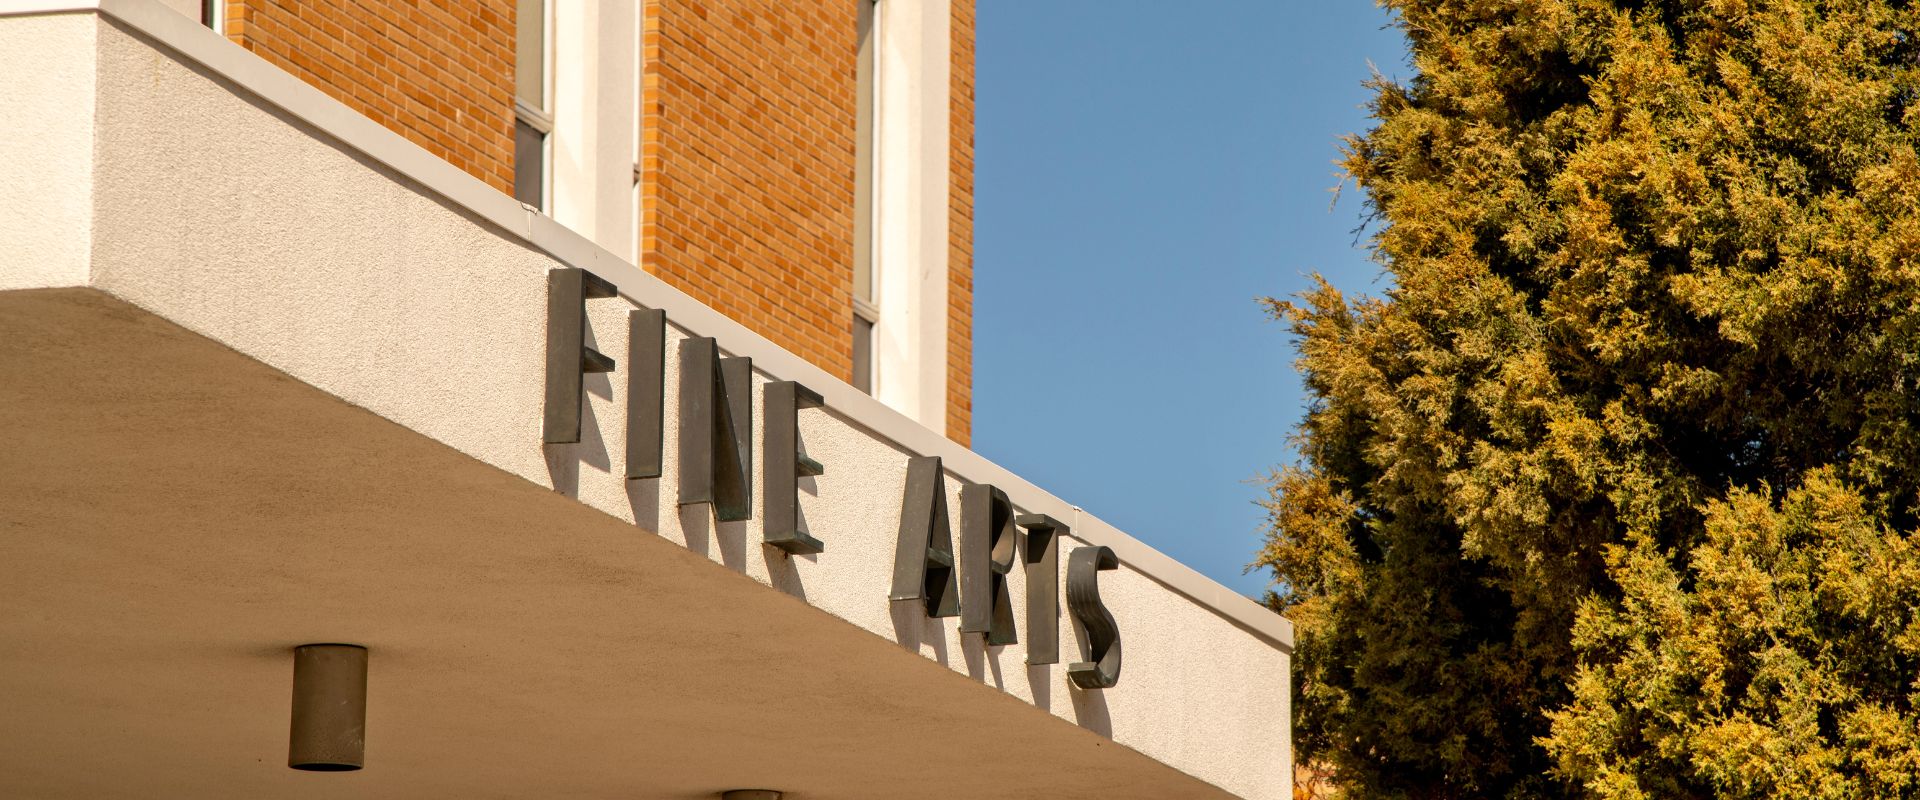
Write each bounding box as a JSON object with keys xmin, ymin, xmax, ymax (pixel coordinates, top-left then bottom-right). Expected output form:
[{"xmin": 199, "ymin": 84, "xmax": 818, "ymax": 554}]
[{"xmin": 0, "ymin": 0, "xmax": 1292, "ymax": 650}]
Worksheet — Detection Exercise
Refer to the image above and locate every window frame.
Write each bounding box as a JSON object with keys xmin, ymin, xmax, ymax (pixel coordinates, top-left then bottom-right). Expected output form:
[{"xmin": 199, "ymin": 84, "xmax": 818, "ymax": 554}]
[
  {"xmin": 851, "ymin": 0, "xmax": 881, "ymax": 394},
  {"xmin": 514, "ymin": 0, "xmax": 554, "ymax": 211}
]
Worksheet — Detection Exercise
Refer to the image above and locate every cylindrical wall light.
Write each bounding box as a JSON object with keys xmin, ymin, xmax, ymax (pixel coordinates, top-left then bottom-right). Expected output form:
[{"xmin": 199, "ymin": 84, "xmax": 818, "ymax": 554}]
[{"xmin": 288, "ymin": 643, "xmax": 368, "ymax": 771}]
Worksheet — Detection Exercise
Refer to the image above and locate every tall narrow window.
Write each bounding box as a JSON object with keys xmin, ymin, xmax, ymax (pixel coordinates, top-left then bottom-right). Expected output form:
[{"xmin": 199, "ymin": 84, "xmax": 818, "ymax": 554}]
[
  {"xmin": 851, "ymin": 0, "xmax": 880, "ymax": 394},
  {"xmin": 199, "ymin": 0, "xmax": 222, "ymax": 31},
  {"xmin": 633, "ymin": 2, "xmax": 645, "ymax": 263},
  {"xmin": 515, "ymin": 0, "xmax": 553, "ymax": 210}
]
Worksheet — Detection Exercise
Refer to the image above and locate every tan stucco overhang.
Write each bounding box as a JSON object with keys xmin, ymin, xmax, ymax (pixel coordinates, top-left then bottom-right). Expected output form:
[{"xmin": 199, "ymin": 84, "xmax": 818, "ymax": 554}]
[{"xmin": 0, "ymin": 288, "xmax": 1233, "ymax": 798}]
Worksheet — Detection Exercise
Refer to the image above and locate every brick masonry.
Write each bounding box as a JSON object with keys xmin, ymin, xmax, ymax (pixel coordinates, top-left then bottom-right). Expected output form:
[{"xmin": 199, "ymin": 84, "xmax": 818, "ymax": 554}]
[
  {"xmin": 217, "ymin": 0, "xmax": 972, "ymax": 445},
  {"xmin": 949, "ymin": 0, "xmax": 974, "ymax": 445},
  {"xmin": 222, "ymin": 0, "xmax": 518, "ymax": 194},
  {"xmin": 640, "ymin": 0, "xmax": 855, "ymax": 407}
]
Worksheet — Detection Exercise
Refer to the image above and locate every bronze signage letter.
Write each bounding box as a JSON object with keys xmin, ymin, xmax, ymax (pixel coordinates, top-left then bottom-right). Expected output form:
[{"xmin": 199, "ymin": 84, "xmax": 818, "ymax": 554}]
[
  {"xmin": 625, "ymin": 307, "xmax": 666, "ymax": 479},
  {"xmin": 678, "ymin": 337, "xmax": 752, "ymax": 521},
  {"xmin": 1016, "ymin": 514, "xmax": 1065, "ymax": 665},
  {"xmin": 1066, "ymin": 545, "xmax": 1122, "ymax": 689},
  {"xmin": 543, "ymin": 267, "xmax": 618, "ymax": 444},
  {"xmin": 891, "ymin": 456, "xmax": 958, "ymax": 617},
  {"xmin": 762, "ymin": 381, "xmax": 825, "ymax": 554},
  {"xmin": 959, "ymin": 484, "xmax": 1017, "ymax": 645}
]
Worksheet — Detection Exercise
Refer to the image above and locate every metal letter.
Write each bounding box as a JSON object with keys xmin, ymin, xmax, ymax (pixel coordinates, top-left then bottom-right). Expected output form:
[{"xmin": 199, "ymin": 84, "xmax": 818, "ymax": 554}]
[
  {"xmin": 678, "ymin": 337, "xmax": 753, "ymax": 521},
  {"xmin": 763, "ymin": 381, "xmax": 825, "ymax": 554},
  {"xmin": 625, "ymin": 308, "xmax": 666, "ymax": 479},
  {"xmin": 891, "ymin": 456, "xmax": 958, "ymax": 617},
  {"xmin": 959, "ymin": 484, "xmax": 1017, "ymax": 645},
  {"xmin": 1066, "ymin": 546, "xmax": 1122, "ymax": 689},
  {"xmin": 1016, "ymin": 514, "xmax": 1065, "ymax": 665},
  {"xmin": 543, "ymin": 268, "xmax": 618, "ymax": 444}
]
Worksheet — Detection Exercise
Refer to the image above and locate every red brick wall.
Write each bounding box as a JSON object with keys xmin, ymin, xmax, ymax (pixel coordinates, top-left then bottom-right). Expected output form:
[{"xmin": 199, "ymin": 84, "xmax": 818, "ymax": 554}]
[
  {"xmin": 221, "ymin": 0, "xmax": 517, "ymax": 193},
  {"xmin": 641, "ymin": 0, "xmax": 975, "ymax": 445},
  {"xmin": 948, "ymin": 0, "xmax": 975, "ymax": 446},
  {"xmin": 640, "ymin": 0, "xmax": 857, "ymax": 387},
  {"xmin": 222, "ymin": 0, "xmax": 974, "ymax": 444}
]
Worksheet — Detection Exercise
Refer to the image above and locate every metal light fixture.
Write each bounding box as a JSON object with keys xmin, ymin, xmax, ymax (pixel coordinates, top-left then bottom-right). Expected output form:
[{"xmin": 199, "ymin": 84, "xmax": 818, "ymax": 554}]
[
  {"xmin": 721, "ymin": 791, "xmax": 783, "ymax": 800},
  {"xmin": 288, "ymin": 643, "xmax": 368, "ymax": 771}
]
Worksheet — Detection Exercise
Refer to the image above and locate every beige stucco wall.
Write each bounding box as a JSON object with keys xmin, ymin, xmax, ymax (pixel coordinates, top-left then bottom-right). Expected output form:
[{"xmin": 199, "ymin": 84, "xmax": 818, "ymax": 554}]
[
  {"xmin": 0, "ymin": 5, "xmax": 1291, "ymax": 797},
  {"xmin": 0, "ymin": 12, "xmax": 93, "ymax": 290}
]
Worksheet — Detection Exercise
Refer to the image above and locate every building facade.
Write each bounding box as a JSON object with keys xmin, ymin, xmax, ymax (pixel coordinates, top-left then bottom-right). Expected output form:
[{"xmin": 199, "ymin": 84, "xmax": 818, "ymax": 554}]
[
  {"xmin": 0, "ymin": 1, "xmax": 1292, "ymax": 798},
  {"xmin": 165, "ymin": 0, "xmax": 973, "ymax": 443}
]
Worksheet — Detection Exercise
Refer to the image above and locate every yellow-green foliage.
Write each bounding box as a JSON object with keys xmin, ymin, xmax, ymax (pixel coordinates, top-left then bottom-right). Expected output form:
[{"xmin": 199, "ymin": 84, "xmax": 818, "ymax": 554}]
[
  {"xmin": 1546, "ymin": 471, "xmax": 1920, "ymax": 798},
  {"xmin": 1256, "ymin": 1, "xmax": 1920, "ymax": 796}
]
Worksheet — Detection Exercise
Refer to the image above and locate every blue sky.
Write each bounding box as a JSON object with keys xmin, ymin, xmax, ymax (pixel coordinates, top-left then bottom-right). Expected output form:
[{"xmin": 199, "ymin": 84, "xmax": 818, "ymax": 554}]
[{"xmin": 972, "ymin": 2, "xmax": 1411, "ymax": 597}]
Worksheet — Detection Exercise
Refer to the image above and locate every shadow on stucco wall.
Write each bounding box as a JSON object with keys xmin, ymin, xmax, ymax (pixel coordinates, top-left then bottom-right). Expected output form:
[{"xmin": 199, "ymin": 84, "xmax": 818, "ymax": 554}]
[
  {"xmin": 1070, "ymin": 684, "xmax": 1112, "ymax": 736},
  {"xmin": 890, "ymin": 600, "xmax": 952, "ymax": 668}
]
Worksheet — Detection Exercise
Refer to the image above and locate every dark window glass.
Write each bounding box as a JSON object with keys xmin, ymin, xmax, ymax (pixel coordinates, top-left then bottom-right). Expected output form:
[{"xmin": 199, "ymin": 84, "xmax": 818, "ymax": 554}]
[
  {"xmin": 514, "ymin": 119, "xmax": 545, "ymax": 209},
  {"xmin": 853, "ymin": 0, "xmax": 877, "ymax": 305},
  {"xmin": 852, "ymin": 316, "xmax": 874, "ymax": 394}
]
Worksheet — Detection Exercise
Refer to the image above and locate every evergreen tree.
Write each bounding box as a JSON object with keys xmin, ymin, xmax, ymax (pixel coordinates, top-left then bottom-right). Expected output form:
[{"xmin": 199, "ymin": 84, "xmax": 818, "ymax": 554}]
[{"xmin": 1258, "ymin": 1, "xmax": 1920, "ymax": 796}]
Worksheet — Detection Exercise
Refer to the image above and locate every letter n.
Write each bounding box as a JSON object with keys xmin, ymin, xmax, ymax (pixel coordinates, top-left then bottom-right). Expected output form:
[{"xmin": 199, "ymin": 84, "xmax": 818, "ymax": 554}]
[{"xmin": 678, "ymin": 336, "xmax": 751, "ymax": 521}]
